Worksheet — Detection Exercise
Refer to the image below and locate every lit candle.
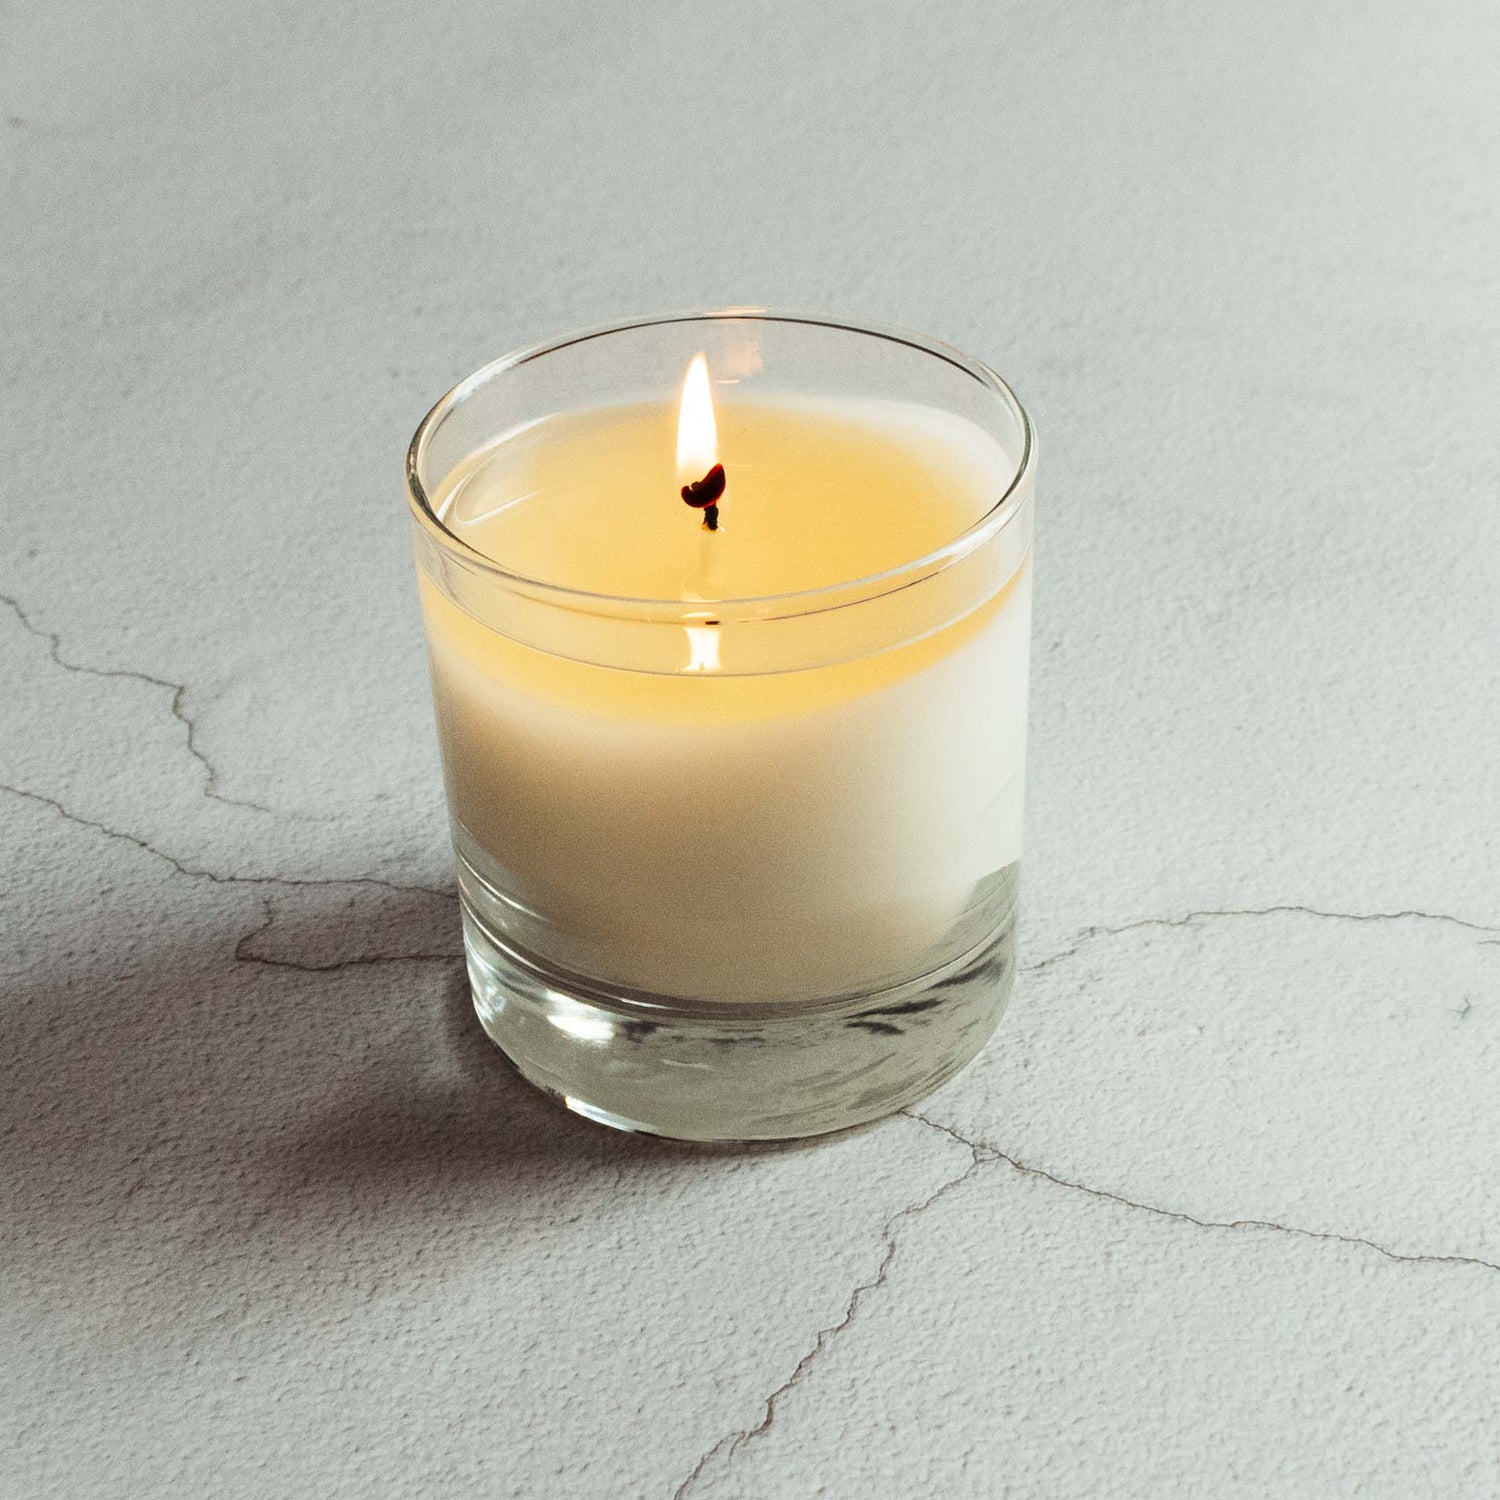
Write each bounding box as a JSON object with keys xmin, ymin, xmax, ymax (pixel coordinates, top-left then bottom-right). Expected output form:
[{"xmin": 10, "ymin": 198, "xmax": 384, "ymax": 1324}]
[{"xmin": 407, "ymin": 312, "xmax": 1035, "ymax": 1139}]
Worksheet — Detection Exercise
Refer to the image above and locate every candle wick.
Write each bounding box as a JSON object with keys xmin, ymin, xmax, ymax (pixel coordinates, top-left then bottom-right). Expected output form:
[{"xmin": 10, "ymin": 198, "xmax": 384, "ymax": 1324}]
[{"xmin": 681, "ymin": 463, "xmax": 725, "ymax": 532}]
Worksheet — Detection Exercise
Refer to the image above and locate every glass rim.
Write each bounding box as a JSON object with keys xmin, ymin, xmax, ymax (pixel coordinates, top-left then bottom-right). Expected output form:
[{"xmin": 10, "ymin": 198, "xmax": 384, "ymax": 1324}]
[{"xmin": 405, "ymin": 307, "xmax": 1035, "ymax": 621}]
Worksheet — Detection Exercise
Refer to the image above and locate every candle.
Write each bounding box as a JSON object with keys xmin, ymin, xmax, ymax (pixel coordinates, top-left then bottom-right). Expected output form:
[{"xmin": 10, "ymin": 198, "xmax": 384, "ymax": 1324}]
[{"xmin": 407, "ymin": 312, "xmax": 1035, "ymax": 1139}]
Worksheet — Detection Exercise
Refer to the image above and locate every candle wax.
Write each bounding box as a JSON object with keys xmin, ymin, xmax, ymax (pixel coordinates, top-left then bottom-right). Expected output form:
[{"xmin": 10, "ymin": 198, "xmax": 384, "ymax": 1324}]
[
  {"xmin": 439, "ymin": 396, "xmax": 1005, "ymax": 600},
  {"xmin": 419, "ymin": 395, "xmax": 1030, "ymax": 1004}
]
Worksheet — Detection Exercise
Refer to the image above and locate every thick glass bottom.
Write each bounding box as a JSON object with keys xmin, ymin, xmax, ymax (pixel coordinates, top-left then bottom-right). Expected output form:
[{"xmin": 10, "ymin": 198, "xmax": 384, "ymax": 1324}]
[{"xmin": 460, "ymin": 865, "xmax": 1019, "ymax": 1142}]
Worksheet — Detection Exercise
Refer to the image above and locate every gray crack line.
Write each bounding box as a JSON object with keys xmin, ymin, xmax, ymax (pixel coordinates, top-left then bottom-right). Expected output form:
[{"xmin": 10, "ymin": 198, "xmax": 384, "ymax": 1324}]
[
  {"xmin": 903, "ymin": 1110, "xmax": 1500, "ymax": 1276},
  {"xmin": 234, "ymin": 947, "xmax": 462, "ymax": 973},
  {"xmin": 671, "ymin": 1142, "xmax": 995, "ymax": 1500},
  {"xmin": 0, "ymin": 782, "xmax": 450, "ymax": 901},
  {"xmin": 672, "ymin": 1091, "xmax": 1500, "ymax": 1500},
  {"xmin": 1023, "ymin": 904, "xmax": 1500, "ymax": 977},
  {"xmin": 232, "ymin": 898, "xmax": 461, "ymax": 971},
  {"xmin": 669, "ymin": 908, "xmax": 1500, "ymax": 1500},
  {"xmin": 3, "ymin": 590, "xmax": 275, "ymax": 815}
]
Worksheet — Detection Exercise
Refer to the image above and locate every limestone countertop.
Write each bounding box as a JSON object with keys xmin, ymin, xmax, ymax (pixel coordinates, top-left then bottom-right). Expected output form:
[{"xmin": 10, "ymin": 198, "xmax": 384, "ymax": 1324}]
[{"xmin": 4, "ymin": 2, "xmax": 1498, "ymax": 1495}]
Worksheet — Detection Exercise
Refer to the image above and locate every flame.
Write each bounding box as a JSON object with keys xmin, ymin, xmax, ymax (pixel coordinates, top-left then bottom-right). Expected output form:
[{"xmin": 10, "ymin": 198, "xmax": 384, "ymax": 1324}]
[{"xmin": 676, "ymin": 352, "xmax": 718, "ymax": 482}]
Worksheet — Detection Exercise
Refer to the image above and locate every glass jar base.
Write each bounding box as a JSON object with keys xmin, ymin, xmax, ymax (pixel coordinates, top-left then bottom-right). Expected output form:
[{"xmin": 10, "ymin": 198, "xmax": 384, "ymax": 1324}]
[{"xmin": 461, "ymin": 895, "xmax": 1016, "ymax": 1142}]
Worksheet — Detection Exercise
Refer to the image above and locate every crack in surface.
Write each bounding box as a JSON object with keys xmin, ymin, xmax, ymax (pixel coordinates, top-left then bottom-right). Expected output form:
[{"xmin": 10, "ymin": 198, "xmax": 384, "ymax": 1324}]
[
  {"xmin": 229, "ymin": 898, "xmax": 461, "ymax": 973},
  {"xmin": 1024, "ymin": 903, "xmax": 1500, "ymax": 977},
  {"xmin": 671, "ymin": 1142, "xmax": 994, "ymax": 1499},
  {"xmin": 233, "ymin": 950, "xmax": 463, "ymax": 973},
  {"xmin": 903, "ymin": 1111, "xmax": 1500, "ymax": 1277},
  {"xmin": 3, "ymin": 590, "xmax": 275, "ymax": 815},
  {"xmin": 0, "ymin": 782, "xmax": 450, "ymax": 900}
]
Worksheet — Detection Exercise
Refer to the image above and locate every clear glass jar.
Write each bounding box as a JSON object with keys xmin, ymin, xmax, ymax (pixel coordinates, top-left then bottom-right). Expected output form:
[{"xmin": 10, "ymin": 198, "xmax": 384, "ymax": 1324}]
[{"xmin": 406, "ymin": 310, "xmax": 1035, "ymax": 1140}]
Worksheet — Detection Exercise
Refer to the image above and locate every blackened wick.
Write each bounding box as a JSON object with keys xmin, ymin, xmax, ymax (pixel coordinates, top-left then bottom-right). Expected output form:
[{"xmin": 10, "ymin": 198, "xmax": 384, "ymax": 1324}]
[{"xmin": 681, "ymin": 462, "xmax": 725, "ymax": 531}]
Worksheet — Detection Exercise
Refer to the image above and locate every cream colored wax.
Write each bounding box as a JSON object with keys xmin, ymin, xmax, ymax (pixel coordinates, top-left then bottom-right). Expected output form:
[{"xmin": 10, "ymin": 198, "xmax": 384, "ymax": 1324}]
[{"xmin": 418, "ymin": 388, "xmax": 1030, "ymax": 1004}]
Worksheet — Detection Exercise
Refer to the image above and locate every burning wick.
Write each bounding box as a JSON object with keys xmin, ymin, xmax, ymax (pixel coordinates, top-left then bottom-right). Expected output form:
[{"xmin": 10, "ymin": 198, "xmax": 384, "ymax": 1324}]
[
  {"xmin": 681, "ymin": 463, "xmax": 726, "ymax": 531},
  {"xmin": 677, "ymin": 353, "xmax": 723, "ymax": 532}
]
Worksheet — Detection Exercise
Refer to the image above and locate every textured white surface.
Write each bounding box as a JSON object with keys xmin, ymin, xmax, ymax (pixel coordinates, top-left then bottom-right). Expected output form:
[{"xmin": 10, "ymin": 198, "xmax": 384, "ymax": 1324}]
[{"xmin": 3, "ymin": 1, "xmax": 1498, "ymax": 1495}]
